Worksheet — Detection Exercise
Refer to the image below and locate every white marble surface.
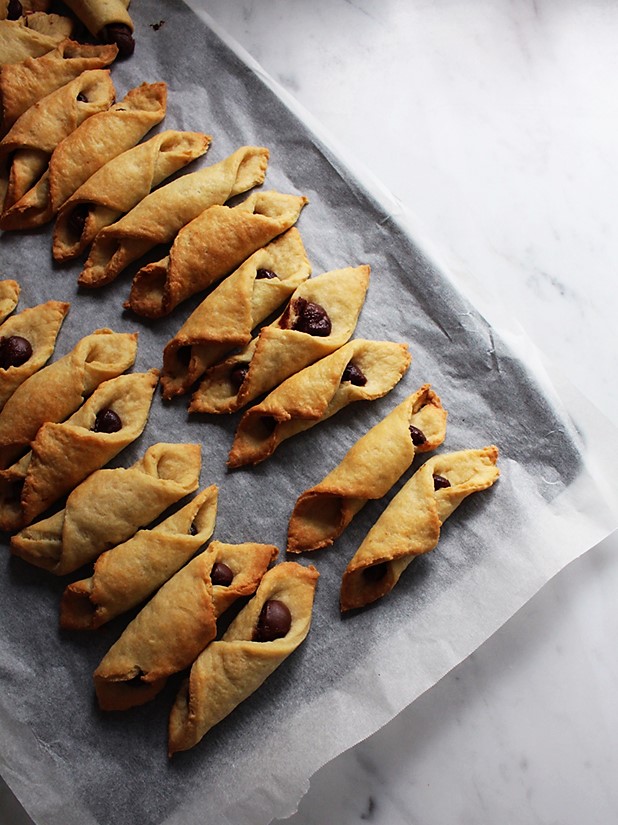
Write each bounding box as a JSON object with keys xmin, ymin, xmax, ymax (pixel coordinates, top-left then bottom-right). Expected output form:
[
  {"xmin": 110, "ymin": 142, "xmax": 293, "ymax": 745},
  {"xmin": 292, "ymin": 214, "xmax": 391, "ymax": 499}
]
[
  {"xmin": 192, "ymin": 2, "xmax": 618, "ymax": 824},
  {"xmin": 2, "ymin": 1, "xmax": 617, "ymax": 823}
]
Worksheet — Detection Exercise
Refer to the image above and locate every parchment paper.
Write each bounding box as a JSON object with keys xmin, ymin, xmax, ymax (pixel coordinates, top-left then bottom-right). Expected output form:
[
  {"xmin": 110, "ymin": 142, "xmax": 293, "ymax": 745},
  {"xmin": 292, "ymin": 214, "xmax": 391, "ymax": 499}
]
[{"xmin": 1, "ymin": 2, "xmax": 617, "ymax": 824}]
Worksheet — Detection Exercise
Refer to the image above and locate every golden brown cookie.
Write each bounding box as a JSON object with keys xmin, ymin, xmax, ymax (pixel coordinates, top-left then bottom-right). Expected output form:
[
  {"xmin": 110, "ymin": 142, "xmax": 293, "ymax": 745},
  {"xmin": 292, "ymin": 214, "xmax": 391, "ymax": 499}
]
[
  {"xmin": 228, "ymin": 339, "xmax": 411, "ymax": 468},
  {"xmin": 0, "ymin": 39, "xmax": 117, "ymax": 136},
  {"xmin": 168, "ymin": 561, "xmax": 318, "ymax": 755},
  {"xmin": 1, "ymin": 80, "xmax": 166, "ymax": 229},
  {"xmin": 0, "ymin": 279, "xmax": 19, "ymax": 323},
  {"xmin": 0, "ymin": 328, "xmax": 137, "ymax": 469},
  {"xmin": 62, "ymin": 0, "xmax": 134, "ymax": 57},
  {"xmin": 287, "ymin": 385, "xmax": 448, "ymax": 554},
  {"xmin": 78, "ymin": 145, "xmax": 269, "ymax": 288},
  {"xmin": 60, "ymin": 486, "xmax": 219, "ymax": 630},
  {"xmin": 125, "ymin": 190, "xmax": 309, "ymax": 318},
  {"xmin": 0, "ymin": 18, "xmax": 62, "ymax": 64},
  {"xmin": 339, "ymin": 446, "xmax": 500, "ymax": 611},
  {"xmin": 53, "ymin": 130, "xmax": 210, "ymax": 262},
  {"xmin": 189, "ymin": 265, "xmax": 370, "ymax": 415},
  {"xmin": 161, "ymin": 228, "xmax": 312, "ymax": 399},
  {"xmin": 94, "ymin": 539, "xmax": 278, "ymax": 711},
  {"xmin": 0, "ymin": 299, "xmax": 69, "ymax": 411},
  {"xmin": 0, "ymin": 69, "xmax": 114, "ymax": 213},
  {"xmin": 10, "ymin": 442, "xmax": 201, "ymax": 575},
  {"xmin": 0, "ymin": 369, "xmax": 159, "ymax": 531}
]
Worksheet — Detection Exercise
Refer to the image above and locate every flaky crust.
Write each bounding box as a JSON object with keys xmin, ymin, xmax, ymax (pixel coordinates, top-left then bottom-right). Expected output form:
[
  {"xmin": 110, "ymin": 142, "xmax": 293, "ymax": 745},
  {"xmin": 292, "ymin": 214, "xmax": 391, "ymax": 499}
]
[
  {"xmin": 0, "ymin": 69, "xmax": 115, "ymax": 213},
  {"xmin": 1, "ymin": 80, "xmax": 166, "ymax": 229},
  {"xmin": 227, "ymin": 339, "xmax": 411, "ymax": 468},
  {"xmin": 287, "ymin": 385, "xmax": 448, "ymax": 554},
  {"xmin": 93, "ymin": 539, "xmax": 277, "ymax": 711},
  {"xmin": 0, "ymin": 279, "xmax": 19, "ymax": 323},
  {"xmin": 63, "ymin": 0, "xmax": 133, "ymax": 38},
  {"xmin": 0, "ymin": 370, "xmax": 159, "ymax": 530},
  {"xmin": 125, "ymin": 190, "xmax": 309, "ymax": 318},
  {"xmin": 0, "ymin": 328, "xmax": 137, "ymax": 468},
  {"xmin": 0, "ymin": 299, "xmax": 69, "ymax": 411},
  {"xmin": 60, "ymin": 486, "xmax": 219, "ymax": 630},
  {"xmin": 190, "ymin": 265, "xmax": 370, "ymax": 414},
  {"xmin": 339, "ymin": 446, "xmax": 500, "ymax": 611},
  {"xmin": 10, "ymin": 442, "xmax": 201, "ymax": 575},
  {"xmin": 0, "ymin": 39, "xmax": 117, "ymax": 136},
  {"xmin": 53, "ymin": 130, "xmax": 210, "ymax": 261},
  {"xmin": 161, "ymin": 228, "xmax": 312, "ymax": 398},
  {"xmin": 79, "ymin": 146, "xmax": 269, "ymax": 288},
  {"xmin": 168, "ymin": 561, "xmax": 318, "ymax": 755},
  {"xmin": 0, "ymin": 18, "xmax": 61, "ymax": 64}
]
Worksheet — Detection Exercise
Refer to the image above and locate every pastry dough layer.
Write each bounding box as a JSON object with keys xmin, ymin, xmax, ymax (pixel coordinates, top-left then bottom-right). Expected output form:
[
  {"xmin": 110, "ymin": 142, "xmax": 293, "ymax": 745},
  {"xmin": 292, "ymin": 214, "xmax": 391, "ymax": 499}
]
[
  {"xmin": 190, "ymin": 265, "xmax": 370, "ymax": 414},
  {"xmin": 60, "ymin": 486, "xmax": 219, "ymax": 630},
  {"xmin": 63, "ymin": 0, "xmax": 133, "ymax": 37},
  {"xmin": 93, "ymin": 539, "xmax": 277, "ymax": 710},
  {"xmin": 0, "ymin": 328, "xmax": 137, "ymax": 469},
  {"xmin": 125, "ymin": 190, "xmax": 309, "ymax": 318},
  {"xmin": 0, "ymin": 279, "xmax": 19, "ymax": 324},
  {"xmin": 53, "ymin": 130, "xmax": 210, "ymax": 261},
  {"xmin": 287, "ymin": 385, "xmax": 447, "ymax": 554},
  {"xmin": 0, "ymin": 18, "xmax": 61, "ymax": 64},
  {"xmin": 228, "ymin": 339, "xmax": 411, "ymax": 468},
  {"xmin": 0, "ymin": 369, "xmax": 159, "ymax": 530},
  {"xmin": 339, "ymin": 446, "xmax": 500, "ymax": 611},
  {"xmin": 168, "ymin": 561, "xmax": 318, "ymax": 754},
  {"xmin": 0, "ymin": 39, "xmax": 117, "ymax": 136},
  {"xmin": 161, "ymin": 228, "xmax": 311, "ymax": 398},
  {"xmin": 79, "ymin": 145, "xmax": 269, "ymax": 288},
  {"xmin": 10, "ymin": 442, "xmax": 201, "ymax": 575},
  {"xmin": 0, "ymin": 299, "xmax": 69, "ymax": 411}
]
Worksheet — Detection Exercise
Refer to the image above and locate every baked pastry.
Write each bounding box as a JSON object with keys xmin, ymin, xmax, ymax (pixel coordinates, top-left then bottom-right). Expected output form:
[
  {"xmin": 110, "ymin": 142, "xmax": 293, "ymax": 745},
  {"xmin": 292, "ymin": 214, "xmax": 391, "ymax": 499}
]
[
  {"xmin": 10, "ymin": 442, "xmax": 201, "ymax": 575},
  {"xmin": 1, "ymin": 80, "xmax": 166, "ymax": 230},
  {"xmin": 287, "ymin": 385, "xmax": 447, "ymax": 554},
  {"xmin": 125, "ymin": 190, "xmax": 309, "ymax": 318},
  {"xmin": 339, "ymin": 446, "xmax": 500, "ymax": 612},
  {"xmin": 93, "ymin": 539, "xmax": 278, "ymax": 710},
  {"xmin": 0, "ymin": 369, "xmax": 158, "ymax": 531},
  {"xmin": 0, "ymin": 279, "xmax": 19, "ymax": 323},
  {"xmin": 227, "ymin": 339, "xmax": 411, "ymax": 468},
  {"xmin": 168, "ymin": 561, "xmax": 318, "ymax": 755},
  {"xmin": 0, "ymin": 328, "xmax": 137, "ymax": 469},
  {"xmin": 0, "ymin": 17, "xmax": 64, "ymax": 64},
  {"xmin": 0, "ymin": 40, "xmax": 117, "ymax": 136},
  {"xmin": 160, "ymin": 228, "xmax": 311, "ymax": 398},
  {"xmin": 78, "ymin": 146, "xmax": 269, "ymax": 288},
  {"xmin": 59, "ymin": 485, "xmax": 219, "ymax": 630},
  {"xmin": 0, "ymin": 69, "xmax": 114, "ymax": 213},
  {"xmin": 189, "ymin": 265, "xmax": 370, "ymax": 415},
  {"xmin": 53, "ymin": 130, "xmax": 210, "ymax": 262},
  {"xmin": 62, "ymin": 0, "xmax": 135, "ymax": 58},
  {"xmin": 0, "ymin": 299, "xmax": 69, "ymax": 411}
]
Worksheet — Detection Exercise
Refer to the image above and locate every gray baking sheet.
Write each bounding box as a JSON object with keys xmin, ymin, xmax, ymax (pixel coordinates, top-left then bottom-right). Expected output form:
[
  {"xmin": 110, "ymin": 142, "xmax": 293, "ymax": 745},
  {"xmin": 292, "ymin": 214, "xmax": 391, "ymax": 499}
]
[{"xmin": 1, "ymin": 1, "xmax": 617, "ymax": 824}]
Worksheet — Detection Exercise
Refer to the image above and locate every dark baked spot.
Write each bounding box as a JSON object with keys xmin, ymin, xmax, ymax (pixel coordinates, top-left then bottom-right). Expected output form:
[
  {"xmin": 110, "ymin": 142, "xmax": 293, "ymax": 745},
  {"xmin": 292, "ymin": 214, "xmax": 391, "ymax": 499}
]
[
  {"xmin": 253, "ymin": 599, "xmax": 291, "ymax": 642},
  {"xmin": 68, "ymin": 204, "xmax": 90, "ymax": 239},
  {"xmin": 259, "ymin": 415, "xmax": 278, "ymax": 435},
  {"xmin": 409, "ymin": 425, "xmax": 427, "ymax": 446},
  {"xmin": 433, "ymin": 474, "xmax": 451, "ymax": 490},
  {"xmin": 76, "ymin": 92, "xmax": 88, "ymax": 103},
  {"xmin": 211, "ymin": 562, "xmax": 234, "ymax": 587},
  {"xmin": 176, "ymin": 346, "xmax": 192, "ymax": 368},
  {"xmin": 7, "ymin": 0, "xmax": 22, "ymax": 20},
  {"xmin": 255, "ymin": 268, "xmax": 277, "ymax": 280},
  {"xmin": 102, "ymin": 23, "xmax": 135, "ymax": 58},
  {"xmin": 362, "ymin": 562, "xmax": 388, "ymax": 584},
  {"xmin": 230, "ymin": 363, "xmax": 249, "ymax": 392},
  {"xmin": 341, "ymin": 362, "xmax": 366, "ymax": 385},
  {"xmin": 93, "ymin": 408, "xmax": 122, "ymax": 433},
  {"xmin": 150, "ymin": 20, "xmax": 165, "ymax": 31},
  {"xmin": 0, "ymin": 336, "xmax": 32, "ymax": 369}
]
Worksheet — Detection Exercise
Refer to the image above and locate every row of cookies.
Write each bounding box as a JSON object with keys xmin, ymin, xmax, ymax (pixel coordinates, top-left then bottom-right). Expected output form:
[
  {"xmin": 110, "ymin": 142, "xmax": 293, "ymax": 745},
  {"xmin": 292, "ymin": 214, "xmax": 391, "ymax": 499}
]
[{"xmin": 0, "ymin": 0, "xmax": 135, "ymax": 62}]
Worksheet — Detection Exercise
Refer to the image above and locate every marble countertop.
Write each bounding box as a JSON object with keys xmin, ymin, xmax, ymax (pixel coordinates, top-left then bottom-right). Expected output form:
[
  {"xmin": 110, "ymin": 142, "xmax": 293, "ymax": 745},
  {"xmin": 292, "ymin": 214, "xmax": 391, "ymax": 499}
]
[{"xmin": 2, "ymin": 1, "xmax": 617, "ymax": 823}]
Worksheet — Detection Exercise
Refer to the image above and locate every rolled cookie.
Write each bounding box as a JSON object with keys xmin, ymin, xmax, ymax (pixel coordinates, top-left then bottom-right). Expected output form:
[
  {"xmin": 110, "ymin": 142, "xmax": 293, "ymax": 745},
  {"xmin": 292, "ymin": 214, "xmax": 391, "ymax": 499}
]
[
  {"xmin": 94, "ymin": 539, "xmax": 278, "ymax": 710},
  {"xmin": 0, "ymin": 328, "xmax": 137, "ymax": 468},
  {"xmin": 53, "ymin": 130, "xmax": 210, "ymax": 262},
  {"xmin": 10, "ymin": 442, "xmax": 201, "ymax": 574},
  {"xmin": 125, "ymin": 190, "xmax": 309, "ymax": 318},
  {"xmin": 0, "ymin": 299, "xmax": 69, "ymax": 411},
  {"xmin": 0, "ymin": 39, "xmax": 117, "ymax": 137},
  {"xmin": 78, "ymin": 146, "xmax": 269, "ymax": 288},
  {"xmin": 0, "ymin": 369, "xmax": 159, "ymax": 530},
  {"xmin": 287, "ymin": 385, "xmax": 448, "ymax": 554},
  {"xmin": 189, "ymin": 265, "xmax": 370, "ymax": 415},
  {"xmin": 339, "ymin": 446, "xmax": 500, "ymax": 612},
  {"xmin": 0, "ymin": 279, "xmax": 19, "ymax": 323},
  {"xmin": 160, "ymin": 228, "xmax": 312, "ymax": 399},
  {"xmin": 168, "ymin": 561, "xmax": 319, "ymax": 755},
  {"xmin": 62, "ymin": 0, "xmax": 134, "ymax": 58},
  {"xmin": 228, "ymin": 339, "xmax": 411, "ymax": 468},
  {"xmin": 1, "ymin": 80, "xmax": 166, "ymax": 230},
  {"xmin": 0, "ymin": 68, "xmax": 114, "ymax": 213},
  {"xmin": 60, "ymin": 485, "xmax": 219, "ymax": 630}
]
